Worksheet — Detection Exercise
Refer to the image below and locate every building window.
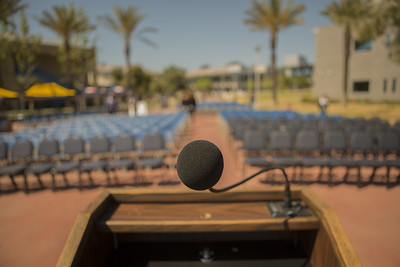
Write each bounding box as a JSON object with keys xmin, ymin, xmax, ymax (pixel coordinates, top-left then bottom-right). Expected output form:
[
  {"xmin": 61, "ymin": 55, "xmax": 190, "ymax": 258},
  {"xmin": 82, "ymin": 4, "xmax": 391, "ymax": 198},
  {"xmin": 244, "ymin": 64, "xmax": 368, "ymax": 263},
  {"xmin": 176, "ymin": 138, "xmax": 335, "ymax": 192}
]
[
  {"xmin": 383, "ymin": 79, "xmax": 387, "ymax": 93},
  {"xmin": 353, "ymin": 81, "xmax": 369, "ymax": 92},
  {"xmin": 355, "ymin": 40, "xmax": 372, "ymax": 51},
  {"xmin": 393, "ymin": 79, "xmax": 397, "ymax": 93}
]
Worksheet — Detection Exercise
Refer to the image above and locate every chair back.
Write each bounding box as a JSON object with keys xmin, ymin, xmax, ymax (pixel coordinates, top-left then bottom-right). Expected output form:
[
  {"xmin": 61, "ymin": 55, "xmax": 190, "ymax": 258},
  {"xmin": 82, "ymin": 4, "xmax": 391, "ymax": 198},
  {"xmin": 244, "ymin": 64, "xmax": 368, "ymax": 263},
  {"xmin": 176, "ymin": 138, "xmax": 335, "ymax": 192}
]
[
  {"xmin": 11, "ymin": 140, "xmax": 33, "ymax": 160},
  {"xmin": 349, "ymin": 131, "xmax": 373, "ymax": 152},
  {"xmin": 323, "ymin": 130, "xmax": 347, "ymax": 152},
  {"xmin": 376, "ymin": 132, "xmax": 399, "ymax": 154},
  {"xmin": 0, "ymin": 141, "xmax": 7, "ymax": 160},
  {"xmin": 38, "ymin": 139, "xmax": 59, "ymax": 157},
  {"xmin": 296, "ymin": 130, "xmax": 320, "ymax": 151},
  {"xmin": 64, "ymin": 137, "xmax": 85, "ymax": 156},
  {"xmin": 232, "ymin": 123, "xmax": 247, "ymax": 141},
  {"xmin": 114, "ymin": 134, "xmax": 136, "ymax": 153},
  {"xmin": 242, "ymin": 129, "xmax": 267, "ymax": 151},
  {"xmin": 269, "ymin": 130, "xmax": 292, "ymax": 150},
  {"xmin": 142, "ymin": 132, "xmax": 165, "ymax": 151},
  {"xmin": 90, "ymin": 136, "xmax": 111, "ymax": 154}
]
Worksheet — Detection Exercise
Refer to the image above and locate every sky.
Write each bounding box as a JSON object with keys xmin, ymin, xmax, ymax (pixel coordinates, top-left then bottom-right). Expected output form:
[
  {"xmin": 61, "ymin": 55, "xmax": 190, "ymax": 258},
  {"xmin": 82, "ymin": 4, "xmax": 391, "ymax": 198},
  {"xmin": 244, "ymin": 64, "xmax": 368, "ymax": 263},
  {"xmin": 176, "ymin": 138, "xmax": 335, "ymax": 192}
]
[{"xmin": 23, "ymin": 0, "xmax": 335, "ymax": 72}]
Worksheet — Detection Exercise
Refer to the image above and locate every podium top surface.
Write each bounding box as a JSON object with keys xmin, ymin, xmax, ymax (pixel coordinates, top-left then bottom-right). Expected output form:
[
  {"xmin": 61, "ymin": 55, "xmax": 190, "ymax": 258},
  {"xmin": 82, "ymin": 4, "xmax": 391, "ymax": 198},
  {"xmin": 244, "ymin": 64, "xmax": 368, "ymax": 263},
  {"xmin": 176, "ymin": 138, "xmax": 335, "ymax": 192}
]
[
  {"xmin": 88, "ymin": 187, "xmax": 320, "ymax": 233},
  {"xmin": 97, "ymin": 201, "xmax": 319, "ymax": 233}
]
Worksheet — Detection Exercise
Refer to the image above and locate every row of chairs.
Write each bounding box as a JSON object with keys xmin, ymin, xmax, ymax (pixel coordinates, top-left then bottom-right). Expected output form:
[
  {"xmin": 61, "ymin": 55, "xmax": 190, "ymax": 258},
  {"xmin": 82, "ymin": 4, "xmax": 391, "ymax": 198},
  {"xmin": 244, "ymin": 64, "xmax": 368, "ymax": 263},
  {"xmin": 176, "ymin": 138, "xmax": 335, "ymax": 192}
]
[
  {"xmin": 16, "ymin": 110, "xmax": 103, "ymax": 125},
  {"xmin": 239, "ymin": 128, "xmax": 400, "ymax": 188},
  {"xmin": 0, "ymin": 131, "xmax": 170, "ymax": 193},
  {"xmin": 220, "ymin": 109, "xmax": 335, "ymax": 122},
  {"xmin": 1, "ymin": 112, "xmax": 188, "ymax": 149},
  {"xmin": 228, "ymin": 115, "xmax": 400, "ymax": 152}
]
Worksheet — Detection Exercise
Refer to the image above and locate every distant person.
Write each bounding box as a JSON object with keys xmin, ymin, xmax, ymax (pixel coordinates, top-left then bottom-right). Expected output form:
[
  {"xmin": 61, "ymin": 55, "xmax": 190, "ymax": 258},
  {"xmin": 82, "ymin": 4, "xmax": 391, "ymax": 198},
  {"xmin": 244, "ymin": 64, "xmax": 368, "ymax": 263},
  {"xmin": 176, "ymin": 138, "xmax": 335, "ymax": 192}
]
[
  {"xmin": 127, "ymin": 92, "xmax": 137, "ymax": 117},
  {"xmin": 137, "ymin": 99, "xmax": 149, "ymax": 116},
  {"xmin": 107, "ymin": 93, "xmax": 116, "ymax": 114},
  {"xmin": 182, "ymin": 91, "xmax": 196, "ymax": 115},
  {"xmin": 318, "ymin": 94, "xmax": 329, "ymax": 114}
]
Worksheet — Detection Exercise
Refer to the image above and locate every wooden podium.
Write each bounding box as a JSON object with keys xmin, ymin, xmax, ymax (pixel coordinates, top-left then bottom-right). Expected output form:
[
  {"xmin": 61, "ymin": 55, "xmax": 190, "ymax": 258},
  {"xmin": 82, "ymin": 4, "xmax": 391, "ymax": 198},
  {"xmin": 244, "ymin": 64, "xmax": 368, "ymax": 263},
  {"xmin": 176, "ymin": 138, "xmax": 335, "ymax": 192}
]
[{"xmin": 57, "ymin": 187, "xmax": 360, "ymax": 267}]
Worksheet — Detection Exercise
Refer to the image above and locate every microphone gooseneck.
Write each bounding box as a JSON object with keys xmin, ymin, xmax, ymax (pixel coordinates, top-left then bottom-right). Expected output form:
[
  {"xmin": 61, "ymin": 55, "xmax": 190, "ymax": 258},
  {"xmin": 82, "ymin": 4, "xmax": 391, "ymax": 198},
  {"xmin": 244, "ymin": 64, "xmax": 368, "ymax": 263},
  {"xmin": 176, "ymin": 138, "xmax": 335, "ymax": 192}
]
[
  {"xmin": 209, "ymin": 166, "xmax": 291, "ymax": 209},
  {"xmin": 177, "ymin": 140, "xmax": 292, "ymax": 209}
]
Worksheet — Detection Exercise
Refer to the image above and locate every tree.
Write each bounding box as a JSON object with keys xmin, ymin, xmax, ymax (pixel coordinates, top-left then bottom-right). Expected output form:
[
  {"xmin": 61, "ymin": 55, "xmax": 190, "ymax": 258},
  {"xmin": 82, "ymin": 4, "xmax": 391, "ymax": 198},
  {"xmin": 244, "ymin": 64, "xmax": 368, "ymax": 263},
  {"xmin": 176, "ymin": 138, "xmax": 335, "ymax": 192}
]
[
  {"xmin": 129, "ymin": 65, "xmax": 152, "ymax": 98},
  {"xmin": 261, "ymin": 75, "xmax": 272, "ymax": 89},
  {"xmin": 383, "ymin": 0, "xmax": 400, "ymax": 63},
  {"xmin": 0, "ymin": 2, "xmax": 40, "ymax": 110},
  {"xmin": 36, "ymin": 3, "xmax": 95, "ymax": 88},
  {"xmin": 244, "ymin": 0, "xmax": 305, "ymax": 105},
  {"xmin": 322, "ymin": 0, "xmax": 374, "ymax": 107},
  {"xmin": 385, "ymin": 0, "xmax": 400, "ymax": 63},
  {"xmin": 149, "ymin": 77, "xmax": 163, "ymax": 96},
  {"xmin": 71, "ymin": 34, "xmax": 96, "ymax": 88},
  {"xmin": 0, "ymin": 0, "xmax": 27, "ymax": 29},
  {"xmin": 98, "ymin": 6, "xmax": 156, "ymax": 89},
  {"xmin": 13, "ymin": 10, "xmax": 40, "ymax": 92},
  {"xmin": 161, "ymin": 66, "xmax": 187, "ymax": 93},
  {"xmin": 292, "ymin": 74, "xmax": 311, "ymax": 89},
  {"xmin": 67, "ymin": 35, "xmax": 96, "ymax": 89},
  {"xmin": 358, "ymin": 0, "xmax": 400, "ymax": 64},
  {"xmin": 0, "ymin": 0, "xmax": 29, "ymax": 92},
  {"xmin": 111, "ymin": 67, "xmax": 124, "ymax": 84},
  {"xmin": 278, "ymin": 73, "xmax": 292, "ymax": 89},
  {"xmin": 196, "ymin": 78, "xmax": 212, "ymax": 92}
]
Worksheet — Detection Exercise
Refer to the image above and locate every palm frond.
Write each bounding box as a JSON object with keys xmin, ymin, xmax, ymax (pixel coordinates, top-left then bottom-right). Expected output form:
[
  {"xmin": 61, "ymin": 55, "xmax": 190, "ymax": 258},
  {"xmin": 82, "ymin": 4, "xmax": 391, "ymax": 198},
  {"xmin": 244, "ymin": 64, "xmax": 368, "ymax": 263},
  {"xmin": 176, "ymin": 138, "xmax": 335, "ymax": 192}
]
[
  {"xmin": 244, "ymin": 0, "xmax": 305, "ymax": 32},
  {"xmin": 97, "ymin": 15, "xmax": 119, "ymax": 33},
  {"xmin": 139, "ymin": 36, "xmax": 157, "ymax": 49},
  {"xmin": 36, "ymin": 4, "xmax": 94, "ymax": 39},
  {"xmin": 322, "ymin": 0, "xmax": 374, "ymax": 32},
  {"xmin": 98, "ymin": 5, "xmax": 157, "ymax": 50},
  {"xmin": 0, "ymin": 0, "xmax": 28, "ymax": 23},
  {"xmin": 280, "ymin": 0, "xmax": 305, "ymax": 28},
  {"xmin": 137, "ymin": 26, "xmax": 157, "ymax": 36}
]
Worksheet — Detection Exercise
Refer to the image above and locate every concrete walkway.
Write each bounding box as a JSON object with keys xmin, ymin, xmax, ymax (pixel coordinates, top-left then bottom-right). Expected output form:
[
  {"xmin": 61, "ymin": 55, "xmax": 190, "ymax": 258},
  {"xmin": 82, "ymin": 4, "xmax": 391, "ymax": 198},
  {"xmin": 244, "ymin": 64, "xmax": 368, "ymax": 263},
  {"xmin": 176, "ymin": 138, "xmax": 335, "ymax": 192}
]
[{"xmin": 0, "ymin": 112, "xmax": 399, "ymax": 266}]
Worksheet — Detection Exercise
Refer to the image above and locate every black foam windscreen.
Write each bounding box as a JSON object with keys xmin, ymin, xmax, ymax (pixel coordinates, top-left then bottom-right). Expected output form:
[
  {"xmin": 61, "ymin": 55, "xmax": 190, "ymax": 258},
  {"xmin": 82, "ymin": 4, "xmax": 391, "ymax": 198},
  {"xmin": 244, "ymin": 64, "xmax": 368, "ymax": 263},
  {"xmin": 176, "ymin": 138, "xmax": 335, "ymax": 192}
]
[{"xmin": 177, "ymin": 140, "xmax": 224, "ymax": 190}]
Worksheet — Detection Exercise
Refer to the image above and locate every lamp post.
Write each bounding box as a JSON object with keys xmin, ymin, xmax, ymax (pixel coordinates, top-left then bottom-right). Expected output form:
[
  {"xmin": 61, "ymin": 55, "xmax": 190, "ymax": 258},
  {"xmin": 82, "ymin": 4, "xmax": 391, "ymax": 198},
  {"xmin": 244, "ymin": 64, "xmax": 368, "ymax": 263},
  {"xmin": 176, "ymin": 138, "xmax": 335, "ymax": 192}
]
[{"xmin": 252, "ymin": 45, "xmax": 261, "ymax": 107}]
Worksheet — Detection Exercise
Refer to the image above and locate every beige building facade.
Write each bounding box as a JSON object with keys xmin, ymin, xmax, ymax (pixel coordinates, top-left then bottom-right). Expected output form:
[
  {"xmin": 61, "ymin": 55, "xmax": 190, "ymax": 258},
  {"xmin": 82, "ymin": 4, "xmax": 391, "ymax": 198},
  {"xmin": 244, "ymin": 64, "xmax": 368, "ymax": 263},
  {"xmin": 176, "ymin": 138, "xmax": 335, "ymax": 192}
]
[
  {"xmin": 313, "ymin": 25, "xmax": 400, "ymax": 101},
  {"xmin": 186, "ymin": 63, "xmax": 268, "ymax": 92}
]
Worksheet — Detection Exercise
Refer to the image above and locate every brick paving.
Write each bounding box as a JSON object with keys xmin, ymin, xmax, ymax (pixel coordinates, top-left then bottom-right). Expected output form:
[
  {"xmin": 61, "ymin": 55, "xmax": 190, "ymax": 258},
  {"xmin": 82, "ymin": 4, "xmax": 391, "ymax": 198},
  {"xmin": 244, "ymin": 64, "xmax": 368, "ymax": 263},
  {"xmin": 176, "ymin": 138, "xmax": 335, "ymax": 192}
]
[{"xmin": 0, "ymin": 112, "xmax": 400, "ymax": 266}]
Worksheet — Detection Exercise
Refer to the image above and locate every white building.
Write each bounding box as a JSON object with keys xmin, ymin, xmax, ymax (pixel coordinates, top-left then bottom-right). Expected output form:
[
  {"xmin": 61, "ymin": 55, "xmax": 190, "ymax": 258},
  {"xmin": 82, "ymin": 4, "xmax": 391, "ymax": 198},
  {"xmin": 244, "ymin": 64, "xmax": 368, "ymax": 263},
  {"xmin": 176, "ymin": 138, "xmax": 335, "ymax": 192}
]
[
  {"xmin": 283, "ymin": 54, "xmax": 313, "ymax": 78},
  {"xmin": 186, "ymin": 63, "xmax": 268, "ymax": 92}
]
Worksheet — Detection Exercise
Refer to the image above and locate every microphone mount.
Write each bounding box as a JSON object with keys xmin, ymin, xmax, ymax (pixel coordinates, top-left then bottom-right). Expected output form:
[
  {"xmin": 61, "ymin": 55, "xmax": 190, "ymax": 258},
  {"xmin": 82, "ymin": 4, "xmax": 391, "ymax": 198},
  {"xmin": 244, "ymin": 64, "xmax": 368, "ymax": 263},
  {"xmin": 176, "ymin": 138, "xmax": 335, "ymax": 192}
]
[{"xmin": 209, "ymin": 165, "xmax": 310, "ymax": 218}]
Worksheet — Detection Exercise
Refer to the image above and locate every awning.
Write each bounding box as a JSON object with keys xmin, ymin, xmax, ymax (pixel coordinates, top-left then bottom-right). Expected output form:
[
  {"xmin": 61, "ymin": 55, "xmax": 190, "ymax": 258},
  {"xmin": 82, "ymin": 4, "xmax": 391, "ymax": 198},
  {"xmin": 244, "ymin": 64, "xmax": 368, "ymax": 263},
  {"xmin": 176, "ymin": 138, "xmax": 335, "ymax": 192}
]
[
  {"xmin": 0, "ymin": 88, "xmax": 18, "ymax": 98},
  {"xmin": 25, "ymin": 82, "xmax": 75, "ymax": 97}
]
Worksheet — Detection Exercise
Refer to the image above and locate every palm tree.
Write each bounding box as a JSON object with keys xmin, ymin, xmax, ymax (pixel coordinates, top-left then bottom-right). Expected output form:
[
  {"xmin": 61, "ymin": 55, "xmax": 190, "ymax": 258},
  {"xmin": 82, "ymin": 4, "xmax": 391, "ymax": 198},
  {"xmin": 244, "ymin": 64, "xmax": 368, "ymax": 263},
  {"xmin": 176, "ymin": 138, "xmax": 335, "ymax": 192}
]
[
  {"xmin": 358, "ymin": 0, "xmax": 400, "ymax": 64},
  {"xmin": 36, "ymin": 4, "xmax": 95, "ymax": 88},
  {"xmin": 244, "ymin": 0, "xmax": 305, "ymax": 105},
  {"xmin": 98, "ymin": 6, "xmax": 156, "ymax": 89},
  {"xmin": 0, "ymin": 0, "xmax": 29, "ymax": 107},
  {"xmin": 322, "ymin": 0, "xmax": 373, "ymax": 107},
  {"xmin": 0, "ymin": 0, "xmax": 27, "ymax": 29},
  {"xmin": 384, "ymin": 0, "xmax": 400, "ymax": 63}
]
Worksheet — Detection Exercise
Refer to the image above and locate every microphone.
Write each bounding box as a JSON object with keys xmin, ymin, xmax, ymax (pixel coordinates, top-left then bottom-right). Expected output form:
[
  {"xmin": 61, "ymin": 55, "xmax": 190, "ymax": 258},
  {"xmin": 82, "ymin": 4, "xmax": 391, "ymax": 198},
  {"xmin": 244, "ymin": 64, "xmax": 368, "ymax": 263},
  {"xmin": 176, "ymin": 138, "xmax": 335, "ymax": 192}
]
[
  {"xmin": 177, "ymin": 140, "xmax": 310, "ymax": 217},
  {"xmin": 176, "ymin": 140, "xmax": 223, "ymax": 190}
]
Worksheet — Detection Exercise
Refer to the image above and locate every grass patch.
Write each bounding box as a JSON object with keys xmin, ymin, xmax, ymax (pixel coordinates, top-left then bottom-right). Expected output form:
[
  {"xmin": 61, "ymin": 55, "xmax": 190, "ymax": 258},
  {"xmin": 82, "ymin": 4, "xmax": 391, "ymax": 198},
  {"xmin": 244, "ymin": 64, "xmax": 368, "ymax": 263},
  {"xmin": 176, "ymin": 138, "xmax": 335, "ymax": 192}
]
[{"xmin": 253, "ymin": 89, "xmax": 400, "ymax": 124}]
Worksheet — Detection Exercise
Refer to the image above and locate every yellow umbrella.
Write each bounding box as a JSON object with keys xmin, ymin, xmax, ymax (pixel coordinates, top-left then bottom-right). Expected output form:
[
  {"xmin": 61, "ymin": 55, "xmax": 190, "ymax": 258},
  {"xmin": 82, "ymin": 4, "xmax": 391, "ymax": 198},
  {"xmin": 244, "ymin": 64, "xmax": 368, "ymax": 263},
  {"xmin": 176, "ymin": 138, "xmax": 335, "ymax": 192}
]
[
  {"xmin": 0, "ymin": 87, "xmax": 18, "ymax": 98},
  {"xmin": 25, "ymin": 82, "xmax": 75, "ymax": 97}
]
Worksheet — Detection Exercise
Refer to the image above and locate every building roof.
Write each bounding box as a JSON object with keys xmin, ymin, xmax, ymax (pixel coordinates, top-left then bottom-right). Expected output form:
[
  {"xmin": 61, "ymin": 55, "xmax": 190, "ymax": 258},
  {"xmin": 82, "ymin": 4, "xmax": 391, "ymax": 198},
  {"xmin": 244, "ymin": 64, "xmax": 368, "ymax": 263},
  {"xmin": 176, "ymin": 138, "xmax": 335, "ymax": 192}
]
[{"xmin": 186, "ymin": 63, "xmax": 267, "ymax": 78}]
